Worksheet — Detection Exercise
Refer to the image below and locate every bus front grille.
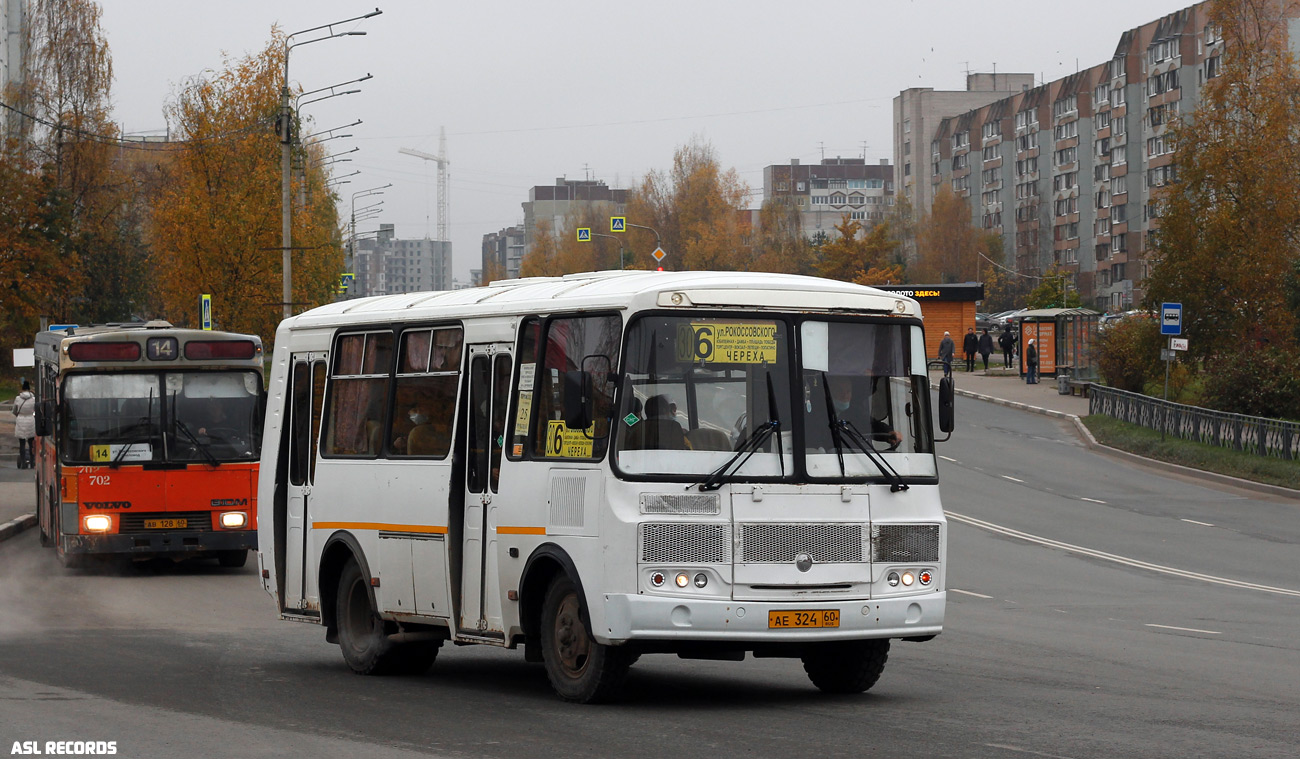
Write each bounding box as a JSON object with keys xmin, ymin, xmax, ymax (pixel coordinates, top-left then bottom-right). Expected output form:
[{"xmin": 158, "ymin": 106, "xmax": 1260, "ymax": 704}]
[
  {"xmin": 871, "ymin": 524, "xmax": 940, "ymax": 563},
  {"xmin": 119, "ymin": 511, "xmax": 213, "ymax": 533},
  {"xmin": 639, "ymin": 523, "xmax": 731, "ymax": 564},
  {"xmin": 739, "ymin": 523, "xmax": 866, "ymax": 564}
]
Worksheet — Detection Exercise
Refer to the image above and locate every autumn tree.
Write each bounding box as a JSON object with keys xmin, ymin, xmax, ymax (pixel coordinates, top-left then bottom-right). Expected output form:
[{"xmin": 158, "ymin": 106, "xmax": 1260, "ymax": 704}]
[
  {"xmin": 1025, "ymin": 267, "xmax": 1084, "ymax": 309},
  {"xmin": 0, "ymin": 146, "xmax": 75, "ymax": 349},
  {"xmin": 814, "ymin": 216, "xmax": 904, "ymax": 285},
  {"xmin": 4, "ymin": 0, "xmax": 151, "ymax": 326},
  {"xmin": 149, "ymin": 32, "xmax": 342, "ymax": 342},
  {"xmin": 623, "ymin": 138, "xmax": 751, "ymax": 271},
  {"xmin": 913, "ymin": 186, "xmax": 982, "ymax": 283},
  {"xmin": 1143, "ymin": 0, "xmax": 1300, "ymax": 361},
  {"xmin": 749, "ymin": 199, "xmax": 816, "ymax": 275}
]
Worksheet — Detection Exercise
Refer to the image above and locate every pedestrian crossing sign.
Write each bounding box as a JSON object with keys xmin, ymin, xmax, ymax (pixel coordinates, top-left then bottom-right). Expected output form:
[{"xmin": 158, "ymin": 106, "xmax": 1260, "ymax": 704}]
[
  {"xmin": 577, "ymin": 228, "xmax": 591, "ymax": 242},
  {"xmin": 610, "ymin": 217, "xmax": 626, "ymax": 233}
]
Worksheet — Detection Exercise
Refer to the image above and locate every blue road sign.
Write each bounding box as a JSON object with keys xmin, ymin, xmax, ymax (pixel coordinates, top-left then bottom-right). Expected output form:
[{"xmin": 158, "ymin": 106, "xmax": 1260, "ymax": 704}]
[
  {"xmin": 200, "ymin": 294, "xmax": 213, "ymax": 331},
  {"xmin": 610, "ymin": 216, "xmax": 626, "ymax": 232},
  {"xmin": 576, "ymin": 227, "xmax": 591, "ymax": 242},
  {"xmin": 1161, "ymin": 302, "xmax": 1181, "ymax": 335}
]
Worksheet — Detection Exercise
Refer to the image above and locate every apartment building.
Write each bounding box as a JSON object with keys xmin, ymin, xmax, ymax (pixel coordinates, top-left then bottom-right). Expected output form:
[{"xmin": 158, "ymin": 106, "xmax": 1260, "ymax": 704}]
[
  {"xmin": 350, "ymin": 224, "xmax": 452, "ymax": 298},
  {"xmin": 481, "ymin": 224, "xmax": 525, "ymax": 282},
  {"xmin": 521, "ymin": 178, "xmax": 628, "ymax": 263},
  {"xmin": 1, "ymin": 0, "xmax": 25, "ymax": 135},
  {"xmin": 761, "ymin": 157, "xmax": 895, "ymax": 239},
  {"xmin": 904, "ymin": 2, "xmax": 1254, "ymax": 311}
]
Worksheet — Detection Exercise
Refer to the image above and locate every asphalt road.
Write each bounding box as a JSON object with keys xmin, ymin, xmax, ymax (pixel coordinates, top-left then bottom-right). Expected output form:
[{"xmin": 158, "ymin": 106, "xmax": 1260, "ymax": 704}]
[{"xmin": 1, "ymin": 397, "xmax": 1297, "ymax": 759}]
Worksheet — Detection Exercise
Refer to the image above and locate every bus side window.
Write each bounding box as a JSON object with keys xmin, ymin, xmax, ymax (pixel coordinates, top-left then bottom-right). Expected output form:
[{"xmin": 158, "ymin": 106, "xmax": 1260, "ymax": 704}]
[
  {"xmin": 507, "ymin": 318, "xmax": 540, "ymax": 460},
  {"xmin": 323, "ymin": 332, "xmax": 392, "ymax": 457},
  {"xmin": 289, "ymin": 362, "xmax": 311, "ymax": 486},
  {"xmin": 390, "ymin": 327, "xmax": 460, "ymax": 458},
  {"xmin": 531, "ymin": 314, "xmax": 621, "ymax": 460}
]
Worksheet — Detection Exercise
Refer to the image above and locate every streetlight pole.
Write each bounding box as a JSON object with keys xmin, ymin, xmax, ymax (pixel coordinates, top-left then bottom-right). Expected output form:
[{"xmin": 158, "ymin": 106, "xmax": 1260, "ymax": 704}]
[
  {"xmin": 280, "ymin": 8, "xmax": 381, "ymax": 320},
  {"xmin": 589, "ymin": 232, "xmax": 625, "ymax": 270},
  {"xmin": 625, "ymin": 222, "xmax": 663, "ymax": 268}
]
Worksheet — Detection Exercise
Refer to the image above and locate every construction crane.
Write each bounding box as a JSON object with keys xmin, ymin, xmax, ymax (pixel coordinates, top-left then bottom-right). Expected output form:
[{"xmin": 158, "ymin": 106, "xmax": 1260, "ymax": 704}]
[{"xmin": 399, "ymin": 127, "xmax": 449, "ymax": 242}]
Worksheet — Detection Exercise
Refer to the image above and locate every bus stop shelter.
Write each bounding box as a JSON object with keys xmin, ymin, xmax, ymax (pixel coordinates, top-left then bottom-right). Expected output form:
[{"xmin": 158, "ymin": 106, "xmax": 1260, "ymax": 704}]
[{"xmin": 1018, "ymin": 308, "xmax": 1100, "ymax": 380}]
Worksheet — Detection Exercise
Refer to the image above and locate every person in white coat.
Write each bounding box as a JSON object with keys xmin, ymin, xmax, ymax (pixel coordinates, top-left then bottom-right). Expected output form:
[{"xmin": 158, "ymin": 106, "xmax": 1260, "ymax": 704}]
[{"xmin": 12, "ymin": 380, "xmax": 36, "ymax": 469}]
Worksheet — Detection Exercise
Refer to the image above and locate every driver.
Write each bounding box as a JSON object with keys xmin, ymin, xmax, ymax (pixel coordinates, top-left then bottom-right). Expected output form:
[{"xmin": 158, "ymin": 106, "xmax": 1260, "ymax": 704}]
[
  {"xmin": 824, "ymin": 375, "xmax": 902, "ymax": 448},
  {"xmin": 196, "ymin": 398, "xmax": 228, "ymax": 437}
]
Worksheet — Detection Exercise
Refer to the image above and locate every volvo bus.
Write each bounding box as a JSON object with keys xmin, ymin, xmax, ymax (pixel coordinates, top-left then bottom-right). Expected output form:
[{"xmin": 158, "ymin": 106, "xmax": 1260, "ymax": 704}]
[
  {"xmin": 33, "ymin": 322, "xmax": 265, "ymax": 567},
  {"xmin": 258, "ymin": 271, "xmax": 954, "ymax": 702}
]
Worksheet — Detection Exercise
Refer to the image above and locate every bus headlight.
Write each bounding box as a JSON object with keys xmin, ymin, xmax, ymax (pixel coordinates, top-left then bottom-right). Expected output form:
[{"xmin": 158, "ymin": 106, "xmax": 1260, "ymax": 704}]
[
  {"xmin": 219, "ymin": 511, "xmax": 248, "ymax": 529},
  {"xmin": 887, "ymin": 572, "xmax": 900, "ymax": 587},
  {"xmin": 901, "ymin": 571, "xmax": 915, "ymax": 587},
  {"xmin": 675, "ymin": 573, "xmax": 690, "ymax": 588},
  {"xmin": 83, "ymin": 515, "xmax": 112, "ymax": 533}
]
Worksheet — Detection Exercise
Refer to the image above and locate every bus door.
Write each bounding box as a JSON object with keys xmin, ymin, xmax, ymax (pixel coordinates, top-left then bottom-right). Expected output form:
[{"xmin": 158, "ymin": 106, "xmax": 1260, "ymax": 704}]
[
  {"xmin": 281, "ymin": 355, "xmax": 327, "ymax": 613},
  {"xmin": 458, "ymin": 344, "xmax": 512, "ymax": 636}
]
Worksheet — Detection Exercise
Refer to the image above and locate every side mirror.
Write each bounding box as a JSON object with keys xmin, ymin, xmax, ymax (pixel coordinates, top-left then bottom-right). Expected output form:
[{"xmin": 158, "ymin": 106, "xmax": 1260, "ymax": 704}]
[
  {"xmin": 562, "ymin": 370, "xmax": 593, "ymax": 432},
  {"xmin": 34, "ymin": 399, "xmax": 53, "ymax": 437},
  {"xmin": 938, "ymin": 377, "xmax": 955, "ymax": 437}
]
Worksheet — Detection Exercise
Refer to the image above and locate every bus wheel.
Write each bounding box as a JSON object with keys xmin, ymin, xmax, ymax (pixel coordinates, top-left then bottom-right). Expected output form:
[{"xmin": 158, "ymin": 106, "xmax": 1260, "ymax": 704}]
[
  {"xmin": 802, "ymin": 639, "xmax": 890, "ymax": 694},
  {"xmin": 335, "ymin": 558, "xmax": 424, "ymax": 676},
  {"xmin": 540, "ymin": 574, "xmax": 631, "ymax": 703},
  {"xmin": 217, "ymin": 550, "xmax": 248, "ymax": 568}
]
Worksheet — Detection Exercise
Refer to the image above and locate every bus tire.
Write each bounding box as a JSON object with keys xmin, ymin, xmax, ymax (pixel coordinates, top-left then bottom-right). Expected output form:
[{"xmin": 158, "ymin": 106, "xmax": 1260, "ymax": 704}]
[
  {"xmin": 802, "ymin": 639, "xmax": 889, "ymax": 694},
  {"xmin": 540, "ymin": 574, "xmax": 631, "ymax": 703},
  {"xmin": 336, "ymin": 557, "xmax": 401, "ymax": 675},
  {"xmin": 217, "ymin": 550, "xmax": 248, "ymax": 568}
]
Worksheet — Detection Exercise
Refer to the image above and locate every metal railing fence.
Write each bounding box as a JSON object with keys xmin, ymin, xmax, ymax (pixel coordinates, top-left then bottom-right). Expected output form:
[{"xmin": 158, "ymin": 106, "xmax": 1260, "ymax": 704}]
[{"xmin": 1089, "ymin": 384, "xmax": 1300, "ymax": 461}]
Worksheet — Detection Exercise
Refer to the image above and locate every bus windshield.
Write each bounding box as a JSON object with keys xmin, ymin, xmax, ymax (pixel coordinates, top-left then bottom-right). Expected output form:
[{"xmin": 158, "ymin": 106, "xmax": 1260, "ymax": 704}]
[
  {"xmin": 61, "ymin": 371, "xmax": 262, "ymax": 464},
  {"xmin": 614, "ymin": 314, "xmax": 936, "ymax": 482}
]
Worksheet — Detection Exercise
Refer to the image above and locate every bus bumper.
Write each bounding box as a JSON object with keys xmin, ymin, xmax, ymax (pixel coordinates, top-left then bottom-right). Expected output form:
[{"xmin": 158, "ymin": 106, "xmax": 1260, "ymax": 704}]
[
  {"xmin": 62, "ymin": 530, "xmax": 257, "ymax": 556},
  {"xmin": 600, "ymin": 592, "xmax": 945, "ymax": 645}
]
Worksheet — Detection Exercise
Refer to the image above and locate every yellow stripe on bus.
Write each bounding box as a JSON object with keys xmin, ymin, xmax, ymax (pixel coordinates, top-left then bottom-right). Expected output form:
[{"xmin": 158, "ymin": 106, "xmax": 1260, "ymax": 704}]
[
  {"xmin": 497, "ymin": 526, "xmax": 547, "ymax": 535},
  {"xmin": 312, "ymin": 522, "xmax": 448, "ymax": 534}
]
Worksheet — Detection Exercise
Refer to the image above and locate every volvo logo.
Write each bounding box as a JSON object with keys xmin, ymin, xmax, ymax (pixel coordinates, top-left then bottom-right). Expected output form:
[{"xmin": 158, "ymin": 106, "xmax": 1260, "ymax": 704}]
[{"xmin": 795, "ymin": 553, "xmax": 813, "ymax": 572}]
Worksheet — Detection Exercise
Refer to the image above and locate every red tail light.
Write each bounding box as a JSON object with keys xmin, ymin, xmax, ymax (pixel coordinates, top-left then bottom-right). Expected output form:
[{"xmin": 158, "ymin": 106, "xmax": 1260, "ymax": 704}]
[{"xmin": 185, "ymin": 340, "xmax": 257, "ymax": 360}]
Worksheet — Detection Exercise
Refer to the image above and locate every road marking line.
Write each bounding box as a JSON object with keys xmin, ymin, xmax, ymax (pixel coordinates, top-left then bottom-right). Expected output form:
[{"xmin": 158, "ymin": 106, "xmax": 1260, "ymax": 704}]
[
  {"xmin": 1081, "ymin": 497, "xmax": 1106, "ymax": 504},
  {"xmin": 1145, "ymin": 623, "xmax": 1221, "ymax": 635},
  {"xmin": 947, "ymin": 511, "xmax": 1300, "ymax": 597},
  {"xmin": 939, "ymin": 455, "xmax": 958, "ymax": 462},
  {"xmin": 984, "ymin": 744, "xmax": 1079, "ymax": 759},
  {"xmin": 951, "ymin": 588, "xmax": 994, "ymax": 599},
  {"xmin": 1002, "ymin": 475, "xmax": 1024, "ymax": 482},
  {"xmin": 1181, "ymin": 519, "xmax": 1214, "ymax": 527}
]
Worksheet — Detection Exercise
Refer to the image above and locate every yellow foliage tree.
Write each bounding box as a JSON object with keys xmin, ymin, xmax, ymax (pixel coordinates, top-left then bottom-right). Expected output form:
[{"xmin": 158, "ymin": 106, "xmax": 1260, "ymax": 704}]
[
  {"xmin": 815, "ymin": 215, "xmax": 903, "ymax": 285},
  {"xmin": 149, "ymin": 32, "xmax": 342, "ymax": 342},
  {"xmin": 914, "ymin": 186, "xmax": 981, "ymax": 283}
]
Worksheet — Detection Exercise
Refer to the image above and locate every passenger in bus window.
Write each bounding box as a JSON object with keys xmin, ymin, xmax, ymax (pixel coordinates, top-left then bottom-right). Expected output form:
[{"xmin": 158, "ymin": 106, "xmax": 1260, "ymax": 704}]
[
  {"xmin": 625, "ymin": 394, "xmax": 689, "ymax": 450},
  {"xmin": 806, "ymin": 375, "xmax": 902, "ymax": 451}
]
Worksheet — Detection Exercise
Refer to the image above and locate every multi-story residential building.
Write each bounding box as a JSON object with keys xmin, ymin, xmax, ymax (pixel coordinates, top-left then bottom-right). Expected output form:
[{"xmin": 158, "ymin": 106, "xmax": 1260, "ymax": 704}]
[
  {"xmin": 894, "ymin": 73, "xmax": 1036, "ymax": 216},
  {"xmin": 1, "ymin": 0, "xmax": 26, "ymax": 135},
  {"xmin": 481, "ymin": 224, "xmax": 525, "ymax": 282},
  {"xmin": 761, "ymin": 157, "xmax": 895, "ymax": 239},
  {"xmin": 350, "ymin": 224, "xmax": 452, "ymax": 298},
  {"xmin": 901, "ymin": 2, "xmax": 1267, "ymax": 311},
  {"xmin": 521, "ymin": 178, "xmax": 628, "ymax": 262}
]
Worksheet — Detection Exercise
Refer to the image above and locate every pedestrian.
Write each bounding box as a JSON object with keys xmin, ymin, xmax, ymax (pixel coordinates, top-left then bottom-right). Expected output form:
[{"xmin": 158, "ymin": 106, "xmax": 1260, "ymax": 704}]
[
  {"xmin": 962, "ymin": 327, "xmax": 978, "ymax": 373},
  {"xmin": 998, "ymin": 326, "xmax": 1015, "ymax": 368},
  {"xmin": 1025, "ymin": 339, "xmax": 1039, "ymax": 384},
  {"xmin": 938, "ymin": 331, "xmax": 955, "ymax": 379},
  {"xmin": 12, "ymin": 380, "xmax": 36, "ymax": 469},
  {"xmin": 977, "ymin": 328, "xmax": 994, "ymax": 372}
]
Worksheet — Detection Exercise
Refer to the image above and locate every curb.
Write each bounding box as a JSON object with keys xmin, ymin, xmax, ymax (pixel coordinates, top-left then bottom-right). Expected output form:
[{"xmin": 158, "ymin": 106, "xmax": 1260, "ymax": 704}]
[
  {"xmin": 940, "ymin": 382, "xmax": 1300, "ymax": 500},
  {"xmin": 0, "ymin": 513, "xmax": 37, "ymax": 543}
]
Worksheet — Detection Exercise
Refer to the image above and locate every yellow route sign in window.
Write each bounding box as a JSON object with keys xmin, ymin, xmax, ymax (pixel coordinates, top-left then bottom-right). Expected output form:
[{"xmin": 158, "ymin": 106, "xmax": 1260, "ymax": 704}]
[
  {"xmin": 545, "ymin": 420, "xmax": 595, "ymax": 458},
  {"xmin": 676, "ymin": 322, "xmax": 778, "ymax": 364}
]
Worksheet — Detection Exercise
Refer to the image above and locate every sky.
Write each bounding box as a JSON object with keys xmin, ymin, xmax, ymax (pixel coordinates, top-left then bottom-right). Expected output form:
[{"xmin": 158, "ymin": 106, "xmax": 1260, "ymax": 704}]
[{"xmin": 96, "ymin": 0, "xmax": 1194, "ymax": 282}]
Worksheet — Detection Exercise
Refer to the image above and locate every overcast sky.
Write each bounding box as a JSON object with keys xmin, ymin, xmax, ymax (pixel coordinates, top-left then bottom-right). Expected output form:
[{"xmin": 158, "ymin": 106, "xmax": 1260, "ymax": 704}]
[{"xmin": 97, "ymin": 0, "xmax": 1191, "ymax": 282}]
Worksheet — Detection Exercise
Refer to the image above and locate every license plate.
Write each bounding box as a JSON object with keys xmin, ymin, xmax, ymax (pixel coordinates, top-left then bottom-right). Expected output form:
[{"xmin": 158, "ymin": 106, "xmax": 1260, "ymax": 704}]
[
  {"xmin": 143, "ymin": 518, "xmax": 187, "ymax": 530},
  {"xmin": 768, "ymin": 609, "xmax": 840, "ymax": 629}
]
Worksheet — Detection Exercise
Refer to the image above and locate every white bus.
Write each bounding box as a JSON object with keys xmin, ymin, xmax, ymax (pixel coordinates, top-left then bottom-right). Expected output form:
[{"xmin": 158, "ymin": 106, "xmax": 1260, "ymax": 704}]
[{"xmin": 258, "ymin": 271, "xmax": 955, "ymax": 702}]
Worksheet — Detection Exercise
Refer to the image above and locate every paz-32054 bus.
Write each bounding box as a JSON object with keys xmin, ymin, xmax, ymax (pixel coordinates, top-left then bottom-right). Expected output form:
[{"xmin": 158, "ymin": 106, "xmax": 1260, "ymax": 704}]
[
  {"xmin": 32, "ymin": 322, "xmax": 265, "ymax": 567},
  {"xmin": 258, "ymin": 271, "xmax": 955, "ymax": 702}
]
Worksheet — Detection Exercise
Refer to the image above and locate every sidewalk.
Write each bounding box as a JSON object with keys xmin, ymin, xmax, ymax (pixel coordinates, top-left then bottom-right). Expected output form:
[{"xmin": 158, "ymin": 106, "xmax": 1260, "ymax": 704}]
[
  {"xmin": 0, "ymin": 401, "xmax": 39, "ymax": 540},
  {"xmin": 929, "ymin": 366, "xmax": 1091, "ymax": 418}
]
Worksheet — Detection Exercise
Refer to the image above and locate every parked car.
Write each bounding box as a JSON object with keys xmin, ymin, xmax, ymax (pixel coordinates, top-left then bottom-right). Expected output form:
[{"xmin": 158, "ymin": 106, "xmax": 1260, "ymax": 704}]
[
  {"xmin": 975, "ymin": 312, "xmax": 993, "ymax": 331},
  {"xmin": 992, "ymin": 309, "xmax": 1026, "ymax": 328}
]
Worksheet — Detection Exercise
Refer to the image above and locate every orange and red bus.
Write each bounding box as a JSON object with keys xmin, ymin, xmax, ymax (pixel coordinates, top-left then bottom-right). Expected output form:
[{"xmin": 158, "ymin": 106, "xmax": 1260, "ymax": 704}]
[{"xmin": 32, "ymin": 322, "xmax": 265, "ymax": 567}]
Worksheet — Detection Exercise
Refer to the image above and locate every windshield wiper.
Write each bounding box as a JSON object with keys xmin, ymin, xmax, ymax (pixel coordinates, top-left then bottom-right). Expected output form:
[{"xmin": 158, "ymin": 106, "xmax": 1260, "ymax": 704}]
[
  {"xmin": 171, "ymin": 393, "xmax": 219, "ymax": 467},
  {"xmin": 692, "ymin": 372, "xmax": 784, "ymax": 492},
  {"xmin": 113, "ymin": 388, "xmax": 155, "ymax": 465},
  {"xmin": 820, "ymin": 372, "xmax": 908, "ymax": 492}
]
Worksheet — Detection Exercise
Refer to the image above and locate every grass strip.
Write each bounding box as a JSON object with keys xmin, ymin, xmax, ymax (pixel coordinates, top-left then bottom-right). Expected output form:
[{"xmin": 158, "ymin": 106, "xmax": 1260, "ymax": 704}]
[{"xmin": 1082, "ymin": 414, "xmax": 1300, "ymax": 491}]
